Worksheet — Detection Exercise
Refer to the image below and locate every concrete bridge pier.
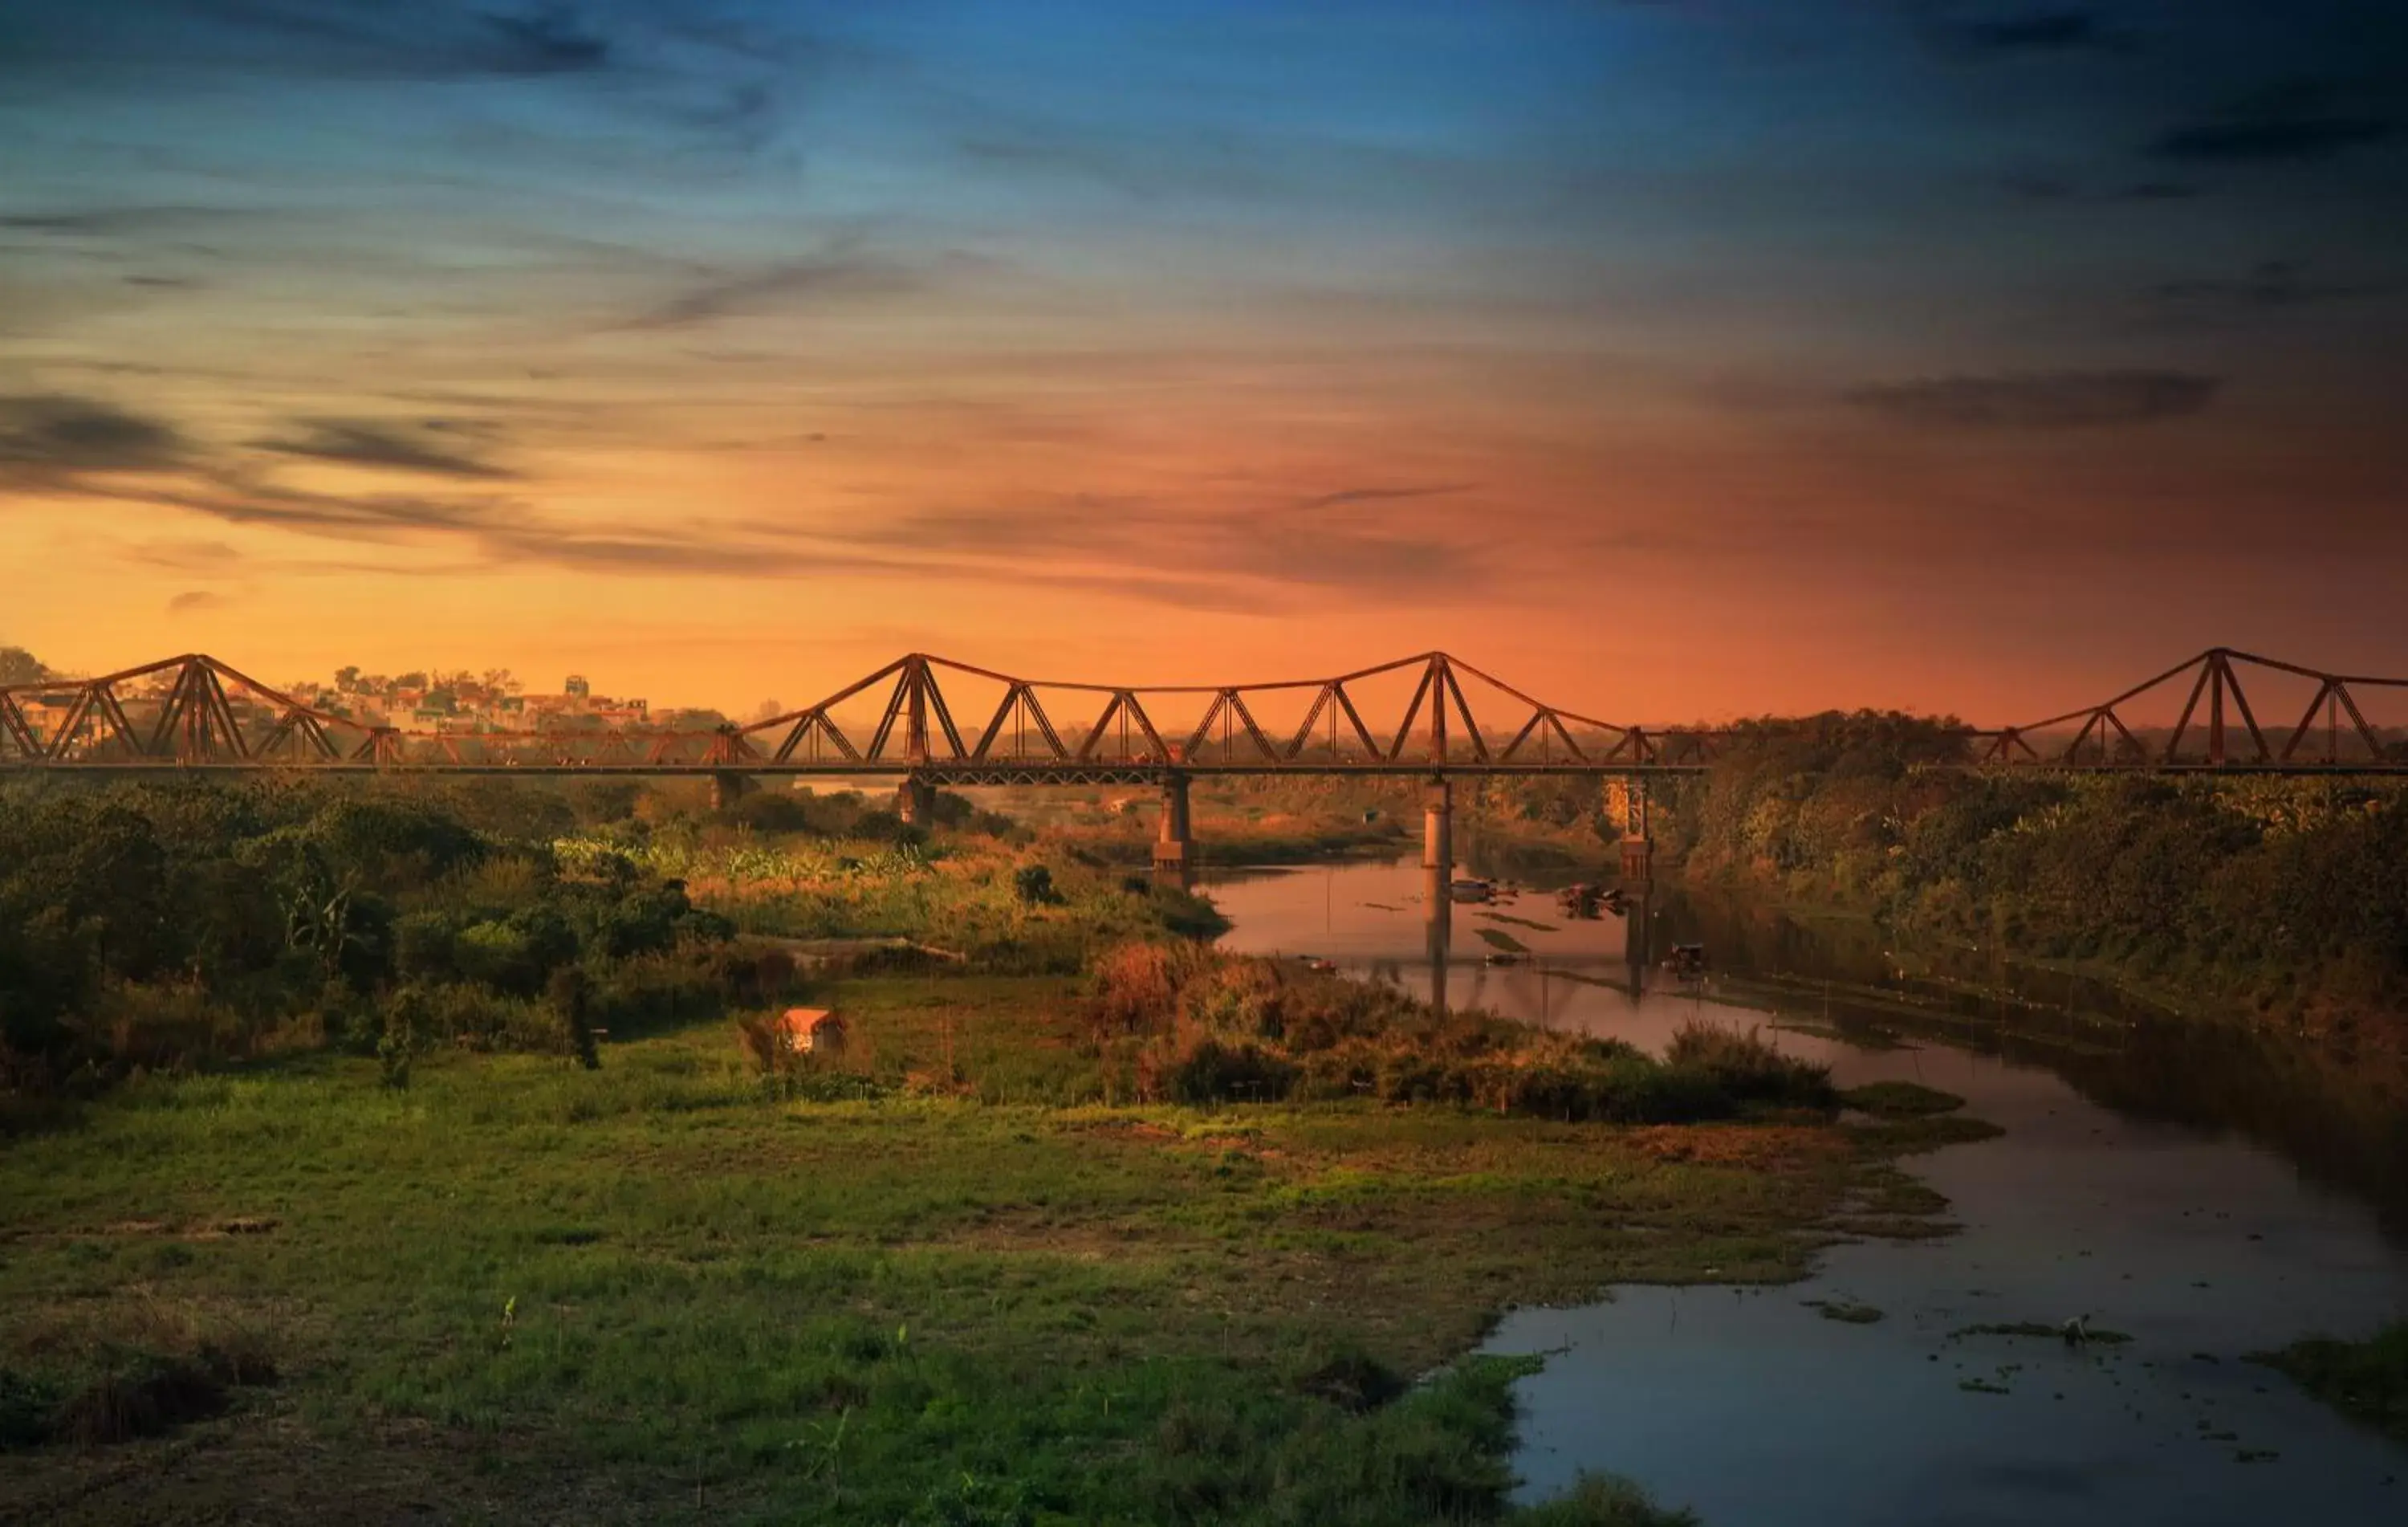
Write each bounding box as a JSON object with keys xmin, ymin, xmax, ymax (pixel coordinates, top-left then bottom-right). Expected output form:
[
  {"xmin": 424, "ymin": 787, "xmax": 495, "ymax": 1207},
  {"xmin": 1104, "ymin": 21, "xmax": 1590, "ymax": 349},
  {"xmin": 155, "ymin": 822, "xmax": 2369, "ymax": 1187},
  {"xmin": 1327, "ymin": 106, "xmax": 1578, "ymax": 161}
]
[
  {"xmin": 1153, "ymin": 772, "xmax": 1194, "ymax": 887},
  {"xmin": 1428, "ymin": 898, "xmax": 1452, "ymax": 1017},
  {"xmin": 1422, "ymin": 777, "xmax": 1453, "ymax": 885},
  {"xmin": 1616, "ymin": 773, "xmax": 1653, "ymax": 884},
  {"xmin": 1424, "ymin": 778, "xmax": 1454, "ymax": 1014},
  {"xmin": 709, "ymin": 770, "xmax": 755, "ymax": 812},
  {"xmin": 1621, "ymin": 885, "xmax": 1653, "ymax": 1005},
  {"xmin": 896, "ymin": 776, "xmax": 938, "ymax": 828}
]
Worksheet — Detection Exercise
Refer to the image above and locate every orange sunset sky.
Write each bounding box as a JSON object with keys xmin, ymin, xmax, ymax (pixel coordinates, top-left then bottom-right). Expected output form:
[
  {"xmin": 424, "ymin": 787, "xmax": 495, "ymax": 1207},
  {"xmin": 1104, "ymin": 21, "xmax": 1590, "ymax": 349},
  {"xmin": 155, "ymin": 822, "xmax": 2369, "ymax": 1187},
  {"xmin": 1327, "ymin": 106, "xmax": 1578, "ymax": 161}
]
[{"xmin": 4, "ymin": 1, "xmax": 2405, "ymax": 727}]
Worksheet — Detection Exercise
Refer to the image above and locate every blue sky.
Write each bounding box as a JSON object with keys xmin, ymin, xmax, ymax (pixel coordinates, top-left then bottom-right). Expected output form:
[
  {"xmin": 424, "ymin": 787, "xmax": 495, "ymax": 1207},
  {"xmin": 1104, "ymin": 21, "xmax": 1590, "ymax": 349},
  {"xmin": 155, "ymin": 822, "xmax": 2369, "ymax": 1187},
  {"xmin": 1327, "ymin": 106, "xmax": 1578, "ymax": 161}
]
[{"xmin": 2, "ymin": 2, "xmax": 2405, "ymax": 716}]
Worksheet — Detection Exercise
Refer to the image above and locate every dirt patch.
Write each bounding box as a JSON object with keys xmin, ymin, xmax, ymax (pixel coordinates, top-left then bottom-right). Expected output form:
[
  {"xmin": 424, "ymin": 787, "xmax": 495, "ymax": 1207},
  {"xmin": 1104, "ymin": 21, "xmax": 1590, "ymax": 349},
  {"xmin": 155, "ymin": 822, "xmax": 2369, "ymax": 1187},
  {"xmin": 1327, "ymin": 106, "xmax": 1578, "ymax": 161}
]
[
  {"xmin": 51, "ymin": 1354, "xmax": 232, "ymax": 1447},
  {"xmin": 1623, "ymin": 1124, "xmax": 1845, "ymax": 1169},
  {"xmin": 0, "ymin": 1410, "xmax": 700, "ymax": 1527},
  {"xmin": 1064, "ymin": 1119, "xmax": 1182, "ymax": 1144}
]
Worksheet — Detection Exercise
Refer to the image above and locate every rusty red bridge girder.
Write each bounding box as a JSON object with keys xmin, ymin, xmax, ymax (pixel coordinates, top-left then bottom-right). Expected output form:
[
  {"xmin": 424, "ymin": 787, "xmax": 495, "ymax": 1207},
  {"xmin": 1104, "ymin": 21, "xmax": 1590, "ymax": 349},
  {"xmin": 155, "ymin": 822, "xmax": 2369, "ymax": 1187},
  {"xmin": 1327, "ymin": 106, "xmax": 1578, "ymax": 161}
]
[{"xmin": 0, "ymin": 647, "xmax": 2402, "ymax": 780}]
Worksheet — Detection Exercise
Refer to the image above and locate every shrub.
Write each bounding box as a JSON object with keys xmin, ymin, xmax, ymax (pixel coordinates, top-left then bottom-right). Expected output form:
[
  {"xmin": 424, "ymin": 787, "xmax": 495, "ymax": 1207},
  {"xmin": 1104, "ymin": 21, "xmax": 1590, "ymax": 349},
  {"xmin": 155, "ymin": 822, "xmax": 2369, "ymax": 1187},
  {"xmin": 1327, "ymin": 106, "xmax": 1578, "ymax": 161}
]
[
  {"xmin": 1089, "ymin": 941, "xmax": 1207, "ymax": 1038},
  {"xmin": 1516, "ymin": 1472, "xmax": 1702, "ymax": 1526},
  {"xmin": 1291, "ymin": 1342, "xmax": 1408, "ymax": 1412},
  {"xmin": 1085, "ymin": 943, "xmax": 1780, "ymax": 1122},
  {"xmin": 85, "ymin": 980, "xmax": 232, "ymax": 1074},
  {"xmin": 1666, "ymin": 1020, "xmax": 1834, "ymax": 1109},
  {"xmin": 1137, "ymin": 1032, "xmax": 1299, "ymax": 1105},
  {"xmin": 51, "ymin": 1352, "xmax": 230, "ymax": 1446}
]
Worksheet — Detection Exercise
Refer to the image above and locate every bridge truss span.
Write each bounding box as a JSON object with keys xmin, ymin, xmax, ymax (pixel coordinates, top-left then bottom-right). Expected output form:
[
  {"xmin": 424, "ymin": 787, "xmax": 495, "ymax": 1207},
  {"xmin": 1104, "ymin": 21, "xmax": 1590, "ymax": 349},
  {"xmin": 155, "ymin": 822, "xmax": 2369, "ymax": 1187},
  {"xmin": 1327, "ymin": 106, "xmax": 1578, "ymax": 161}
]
[
  {"xmin": 1979, "ymin": 647, "xmax": 2408, "ymax": 771},
  {"xmin": 0, "ymin": 645, "xmax": 2402, "ymax": 778}
]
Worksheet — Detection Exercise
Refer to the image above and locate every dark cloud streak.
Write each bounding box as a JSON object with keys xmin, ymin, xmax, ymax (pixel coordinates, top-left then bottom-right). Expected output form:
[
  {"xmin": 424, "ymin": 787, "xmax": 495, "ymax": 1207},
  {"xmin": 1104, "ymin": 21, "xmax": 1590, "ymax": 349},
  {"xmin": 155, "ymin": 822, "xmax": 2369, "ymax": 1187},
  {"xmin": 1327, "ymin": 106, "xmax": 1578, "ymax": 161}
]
[
  {"xmin": 254, "ymin": 419, "xmax": 519, "ymax": 479},
  {"xmin": 0, "ymin": 393, "xmax": 190, "ymax": 484},
  {"xmin": 1927, "ymin": 8, "xmax": 2128, "ymax": 58},
  {"xmin": 1846, "ymin": 372, "xmax": 2221, "ymax": 430},
  {"xmin": 0, "ymin": 393, "xmax": 1300, "ymax": 612},
  {"xmin": 2145, "ymin": 259, "xmax": 2388, "ymax": 320},
  {"xmin": 614, "ymin": 245, "xmax": 951, "ymax": 331},
  {"xmin": 2150, "ymin": 84, "xmax": 2392, "ymax": 164},
  {"xmin": 1294, "ymin": 483, "xmax": 1473, "ymax": 511}
]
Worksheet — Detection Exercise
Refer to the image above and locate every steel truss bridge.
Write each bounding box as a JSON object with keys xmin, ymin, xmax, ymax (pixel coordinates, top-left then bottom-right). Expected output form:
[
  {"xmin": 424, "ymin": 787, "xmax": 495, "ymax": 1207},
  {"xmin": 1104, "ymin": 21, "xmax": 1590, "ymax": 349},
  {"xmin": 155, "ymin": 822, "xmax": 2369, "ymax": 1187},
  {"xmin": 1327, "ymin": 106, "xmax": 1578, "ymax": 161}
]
[{"xmin": 1, "ymin": 646, "xmax": 2403, "ymax": 784}]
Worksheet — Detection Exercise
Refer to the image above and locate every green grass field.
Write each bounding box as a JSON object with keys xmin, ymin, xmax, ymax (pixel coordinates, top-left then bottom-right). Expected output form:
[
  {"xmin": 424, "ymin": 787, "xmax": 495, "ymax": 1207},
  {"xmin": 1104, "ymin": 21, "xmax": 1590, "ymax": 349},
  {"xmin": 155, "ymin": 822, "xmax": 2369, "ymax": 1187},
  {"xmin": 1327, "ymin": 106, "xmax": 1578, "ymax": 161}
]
[{"xmin": 0, "ymin": 973, "xmax": 1977, "ymax": 1524}]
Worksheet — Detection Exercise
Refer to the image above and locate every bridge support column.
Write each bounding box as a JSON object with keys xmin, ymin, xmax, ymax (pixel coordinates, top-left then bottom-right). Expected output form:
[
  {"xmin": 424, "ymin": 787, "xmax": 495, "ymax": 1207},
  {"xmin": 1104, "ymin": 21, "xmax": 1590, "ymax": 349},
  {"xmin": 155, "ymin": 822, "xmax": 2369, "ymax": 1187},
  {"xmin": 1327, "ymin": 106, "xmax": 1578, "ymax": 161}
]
[
  {"xmin": 710, "ymin": 771, "xmax": 755, "ymax": 812},
  {"xmin": 1423, "ymin": 778, "xmax": 1454, "ymax": 1014},
  {"xmin": 1152, "ymin": 772, "xmax": 1194, "ymax": 887},
  {"xmin": 897, "ymin": 776, "xmax": 937, "ymax": 828},
  {"xmin": 1622, "ymin": 884, "xmax": 1653, "ymax": 1005},
  {"xmin": 1423, "ymin": 777, "xmax": 1453, "ymax": 881},
  {"xmin": 1616, "ymin": 774, "xmax": 1652, "ymax": 883}
]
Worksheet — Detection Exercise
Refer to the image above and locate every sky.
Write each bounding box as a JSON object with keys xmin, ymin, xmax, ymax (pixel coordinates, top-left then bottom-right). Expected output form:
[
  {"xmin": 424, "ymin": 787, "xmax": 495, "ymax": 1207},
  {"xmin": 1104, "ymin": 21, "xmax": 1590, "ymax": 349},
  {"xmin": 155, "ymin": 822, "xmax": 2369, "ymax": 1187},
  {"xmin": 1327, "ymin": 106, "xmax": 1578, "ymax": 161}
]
[{"xmin": 2, "ymin": 0, "xmax": 2405, "ymax": 726}]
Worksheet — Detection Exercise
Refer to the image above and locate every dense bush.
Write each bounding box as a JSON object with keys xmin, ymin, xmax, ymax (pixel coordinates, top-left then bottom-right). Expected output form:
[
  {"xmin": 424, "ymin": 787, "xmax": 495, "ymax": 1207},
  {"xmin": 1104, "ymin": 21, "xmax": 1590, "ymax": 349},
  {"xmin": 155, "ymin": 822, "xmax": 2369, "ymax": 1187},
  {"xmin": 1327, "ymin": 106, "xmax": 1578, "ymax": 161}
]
[
  {"xmin": 1666, "ymin": 1020, "xmax": 1835, "ymax": 1108},
  {"xmin": 1647, "ymin": 719, "xmax": 2408, "ymax": 1048},
  {"xmin": 1088, "ymin": 943, "xmax": 1823, "ymax": 1122},
  {"xmin": 0, "ymin": 780, "xmax": 750, "ymax": 1083},
  {"xmin": 719, "ymin": 784, "xmax": 1014, "ymax": 841}
]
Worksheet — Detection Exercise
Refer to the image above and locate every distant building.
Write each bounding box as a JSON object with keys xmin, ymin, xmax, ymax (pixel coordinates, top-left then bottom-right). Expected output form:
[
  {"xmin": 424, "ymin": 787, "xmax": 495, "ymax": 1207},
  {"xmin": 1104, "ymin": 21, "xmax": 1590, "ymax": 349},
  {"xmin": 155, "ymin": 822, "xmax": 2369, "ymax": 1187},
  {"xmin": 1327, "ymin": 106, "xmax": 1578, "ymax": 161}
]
[{"xmin": 564, "ymin": 674, "xmax": 591, "ymax": 699}]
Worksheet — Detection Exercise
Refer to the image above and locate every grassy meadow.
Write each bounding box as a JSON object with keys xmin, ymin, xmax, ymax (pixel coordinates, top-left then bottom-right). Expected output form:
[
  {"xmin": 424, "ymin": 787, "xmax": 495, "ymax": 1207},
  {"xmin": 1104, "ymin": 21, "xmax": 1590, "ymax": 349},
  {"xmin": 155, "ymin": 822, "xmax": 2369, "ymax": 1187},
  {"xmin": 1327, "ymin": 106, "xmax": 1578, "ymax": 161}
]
[
  {"xmin": 0, "ymin": 776, "xmax": 1995, "ymax": 1523},
  {"xmin": 0, "ymin": 978, "xmax": 1974, "ymax": 1524}
]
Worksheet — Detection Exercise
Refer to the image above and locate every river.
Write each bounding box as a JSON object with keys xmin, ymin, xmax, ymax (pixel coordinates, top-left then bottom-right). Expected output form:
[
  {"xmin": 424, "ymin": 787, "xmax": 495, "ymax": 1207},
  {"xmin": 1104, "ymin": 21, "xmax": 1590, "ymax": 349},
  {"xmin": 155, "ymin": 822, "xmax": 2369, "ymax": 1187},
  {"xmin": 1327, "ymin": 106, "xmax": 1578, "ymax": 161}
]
[{"xmin": 1202, "ymin": 853, "xmax": 2408, "ymax": 1526}]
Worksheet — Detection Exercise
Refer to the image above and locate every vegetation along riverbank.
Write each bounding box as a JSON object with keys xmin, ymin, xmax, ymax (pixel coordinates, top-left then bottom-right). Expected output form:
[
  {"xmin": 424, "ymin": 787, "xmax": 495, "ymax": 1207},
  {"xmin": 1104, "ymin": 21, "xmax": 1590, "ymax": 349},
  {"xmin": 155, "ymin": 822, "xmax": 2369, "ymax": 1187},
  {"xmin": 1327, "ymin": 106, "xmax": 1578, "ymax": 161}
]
[
  {"xmin": 0, "ymin": 774, "xmax": 2001, "ymax": 1523},
  {"xmin": 1228, "ymin": 715, "xmax": 2408, "ymax": 1064}
]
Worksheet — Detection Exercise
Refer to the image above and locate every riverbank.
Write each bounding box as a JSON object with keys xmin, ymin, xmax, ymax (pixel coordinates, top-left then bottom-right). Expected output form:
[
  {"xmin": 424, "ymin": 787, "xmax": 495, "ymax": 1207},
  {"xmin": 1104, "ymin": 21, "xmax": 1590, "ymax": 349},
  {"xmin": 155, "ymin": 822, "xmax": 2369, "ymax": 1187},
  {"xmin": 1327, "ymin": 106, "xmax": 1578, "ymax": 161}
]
[
  {"xmin": 0, "ymin": 968, "xmax": 1979, "ymax": 1524},
  {"xmin": 1640, "ymin": 740, "xmax": 2408, "ymax": 1061},
  {"xmin": 1206, "ymin": 855, "xmax": 2408, "ymax": 1518},
  {"xmin": 2257, "ymin": 1324, "xmax": 2408, "ymax": 1446}
]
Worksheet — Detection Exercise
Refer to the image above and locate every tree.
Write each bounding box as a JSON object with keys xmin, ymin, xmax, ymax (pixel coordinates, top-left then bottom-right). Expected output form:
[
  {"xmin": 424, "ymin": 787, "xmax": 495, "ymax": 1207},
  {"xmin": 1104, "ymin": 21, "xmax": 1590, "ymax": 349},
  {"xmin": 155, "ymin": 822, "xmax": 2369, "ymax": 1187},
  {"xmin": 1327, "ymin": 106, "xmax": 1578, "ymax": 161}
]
[{"xmin": 0, "ymin": 646, "xmax": 51, "ymax": 686}]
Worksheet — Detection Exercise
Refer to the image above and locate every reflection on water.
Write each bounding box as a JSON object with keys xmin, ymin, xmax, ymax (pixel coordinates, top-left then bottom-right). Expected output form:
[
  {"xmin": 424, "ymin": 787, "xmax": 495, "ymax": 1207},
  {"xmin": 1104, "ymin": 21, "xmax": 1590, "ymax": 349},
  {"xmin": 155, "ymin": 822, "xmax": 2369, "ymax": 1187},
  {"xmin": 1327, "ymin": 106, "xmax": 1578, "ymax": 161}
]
[{"xmin": 1205, "ymin": 857, "xmax": 2408, "ymax": 1527}]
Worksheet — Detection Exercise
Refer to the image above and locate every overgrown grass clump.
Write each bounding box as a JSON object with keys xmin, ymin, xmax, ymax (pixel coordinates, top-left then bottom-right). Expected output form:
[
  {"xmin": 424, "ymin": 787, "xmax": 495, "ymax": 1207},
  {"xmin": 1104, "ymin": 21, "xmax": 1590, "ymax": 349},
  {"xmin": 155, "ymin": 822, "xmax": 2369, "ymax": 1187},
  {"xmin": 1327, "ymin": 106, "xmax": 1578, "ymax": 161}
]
[
  {"xmin": 1, "ymin": 1299, "xmax": 278, "ymax": 1448},
  {"xmin": 1087, "ymin": 943, "xmax": 1833, "ymax": 1122},
  {"xmin": 2255, "ymin": 1323, "xmax": 2408, "ymax": 1443},
  {"xmin": 1837, "ymin": 1081, "xmax": 1965, "ymax": 1118}
]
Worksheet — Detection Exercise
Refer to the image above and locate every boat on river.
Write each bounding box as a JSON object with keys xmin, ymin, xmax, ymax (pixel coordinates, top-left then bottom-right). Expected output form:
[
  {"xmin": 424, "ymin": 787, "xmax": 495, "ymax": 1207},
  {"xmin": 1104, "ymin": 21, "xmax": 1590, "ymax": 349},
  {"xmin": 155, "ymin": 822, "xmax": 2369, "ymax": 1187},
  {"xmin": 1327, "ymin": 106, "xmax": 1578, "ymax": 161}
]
[{"xmin": 1556, "ymin": 882, "xmax": 1629, "ymax": 919}]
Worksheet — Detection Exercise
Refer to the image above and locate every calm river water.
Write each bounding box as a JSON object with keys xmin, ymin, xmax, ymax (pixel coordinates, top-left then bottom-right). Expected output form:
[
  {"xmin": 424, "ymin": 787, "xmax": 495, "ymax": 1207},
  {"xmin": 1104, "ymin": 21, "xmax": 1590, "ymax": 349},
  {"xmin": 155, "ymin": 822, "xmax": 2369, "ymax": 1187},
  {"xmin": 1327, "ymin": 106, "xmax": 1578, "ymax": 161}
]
[{"xmin": 1204, "ymin": 854, "xmax": 2408, "ymax": 1526}]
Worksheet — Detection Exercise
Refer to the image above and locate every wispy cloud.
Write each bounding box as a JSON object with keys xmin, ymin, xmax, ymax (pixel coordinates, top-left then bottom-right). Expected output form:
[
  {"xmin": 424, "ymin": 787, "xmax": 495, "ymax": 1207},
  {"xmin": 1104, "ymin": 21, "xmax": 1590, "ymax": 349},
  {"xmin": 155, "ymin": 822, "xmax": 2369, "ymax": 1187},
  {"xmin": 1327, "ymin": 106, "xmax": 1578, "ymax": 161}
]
[
  {"xmin": 2150, "ymin": 83, "xmax": 2391, "ymax": 164},
  {"xmin": 2000, "ymin": 174, "xmax": 2199, "ymax": 203},
  {"xmin": 0, "ymin": 206, "xmax": 262, "ymax": 236},
  {"xmin": 0, "ymin": 393, "xmax": 191, "ymax": 484},
  {"xmin": 479, "ymin": 6, "xmax": 612, "ymax": 75},
  {"xmin": 254, "ymin": 419, "xmax": 519, "ymax": 478},
  {"xmin": 2, "ymin": 1, "xmax": 624, "ymax": 81},
  {"xmin": 1925, "ymin": 7, "xmax": 2129, "ymax": 59},
  {"xmin": 2, "ymin": 393, "xmax": 1297, "ymax": 611},
  {"xmin": 2144, "ymin": 259, "xmax": 2388, "ymax": 322},
  {"xmin": 612, "ymin": 242, "xmax": 978, "ymax": 331},
  {"xmin": 1846, "ymin": 372, "xmax": 2221, "ymax": 430},
  {"xmin": 822, "ymin": 495, "xmax": 1488, "ymax": 602},
  {"xmin": 1294, "ymin": 483, "xmax": 1474, "ymax": 511}
]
